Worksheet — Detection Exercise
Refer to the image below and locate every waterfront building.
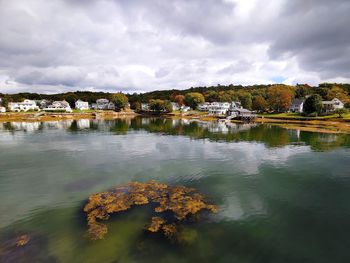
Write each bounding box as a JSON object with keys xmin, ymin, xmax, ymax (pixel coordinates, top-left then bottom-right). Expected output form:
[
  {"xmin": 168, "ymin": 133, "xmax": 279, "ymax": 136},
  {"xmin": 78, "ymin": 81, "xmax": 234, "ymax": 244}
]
[{"xmin": 75, "ymin": 100, "xmax": 89, "ymax": 110}]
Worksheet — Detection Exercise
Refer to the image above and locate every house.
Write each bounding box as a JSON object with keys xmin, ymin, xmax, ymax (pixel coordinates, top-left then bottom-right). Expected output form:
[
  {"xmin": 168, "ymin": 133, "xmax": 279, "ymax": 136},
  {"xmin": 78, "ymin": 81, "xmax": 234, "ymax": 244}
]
[
  {"xmin": 141, "ymin": 103, "xmax": 150, "ymax": 111},
  {"xmin": 229, "ymin": 108, "xmax": 254, "ymax": 118},
  {"xmin": 0, "ymin": 107, "xmax": 6, "ymax": 113},
  {"xmin": 208, "ymin": 102, "xmax": 231, "ymax": 115},
  {"xmin": 171, "ymin": 102, "xmax": 180, "ymax": 111},
  {"xmin": 322, "ymin": 98, "xmax": 344, "ymax": 113},
  {"xmin": 197, "ymin": 102, "xmax": 210, "ymax": 111},
  {"xmin": 230, "ymin": 101, "xmax": 243, "ymax": 110},
  {"xmin": 180, "ymin": 106, "xmax": 191, "ymax": 112},
  {"xmin": 38, "ymin": 99, "xmax": 51, "ymax": 109},
  {"xmin": 8, "ymin": 99, "xmax": 39, "ymax": 112},
  {"xmin": 93, "ymin": 99, "xmax": 115, "ymax": 110},
  {"xmin": 289, "ymin": 98, "xmax": 305, "ymax": 113},
  {"xmin": 44, "ymin": 100, "xmax": 72, "ymax": 112},
  {"xmin": 227, "ymin": 102, "xmax": 256, "ymax": 121},
  {"xmin": 75, "ymin": 100, "xmax": 89, "ymax": 110}
]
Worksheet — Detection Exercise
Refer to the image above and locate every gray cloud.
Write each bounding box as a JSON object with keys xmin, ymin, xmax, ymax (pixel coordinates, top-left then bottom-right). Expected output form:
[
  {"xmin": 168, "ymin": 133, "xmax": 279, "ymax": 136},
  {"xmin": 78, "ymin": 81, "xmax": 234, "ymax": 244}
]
[{"xmin": 0, "ymin": 0, "xmax": 349, "ymax": 93}]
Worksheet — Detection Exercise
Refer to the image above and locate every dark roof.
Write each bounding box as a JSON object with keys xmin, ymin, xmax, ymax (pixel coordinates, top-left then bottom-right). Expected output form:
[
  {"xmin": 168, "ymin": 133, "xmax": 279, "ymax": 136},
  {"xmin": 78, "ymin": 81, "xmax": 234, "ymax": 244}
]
[{"xmin": 291, "ymin": 98, "xmax": 305, "ymax": 107}]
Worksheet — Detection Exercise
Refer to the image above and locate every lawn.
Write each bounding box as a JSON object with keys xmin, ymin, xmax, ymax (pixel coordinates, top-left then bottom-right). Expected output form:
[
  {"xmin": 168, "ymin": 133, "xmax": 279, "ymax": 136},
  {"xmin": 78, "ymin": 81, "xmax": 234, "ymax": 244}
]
[{"xmin": 259, "ymin": 112, "xmax": 350, "ymax": 120}]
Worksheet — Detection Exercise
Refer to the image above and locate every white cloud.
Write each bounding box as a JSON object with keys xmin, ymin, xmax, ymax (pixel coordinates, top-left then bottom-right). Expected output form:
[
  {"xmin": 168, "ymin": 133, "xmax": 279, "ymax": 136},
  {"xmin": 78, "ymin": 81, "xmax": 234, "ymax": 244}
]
[{"xmin": 0, "ymin": 0, "xmax": 349, "ymax": 94}]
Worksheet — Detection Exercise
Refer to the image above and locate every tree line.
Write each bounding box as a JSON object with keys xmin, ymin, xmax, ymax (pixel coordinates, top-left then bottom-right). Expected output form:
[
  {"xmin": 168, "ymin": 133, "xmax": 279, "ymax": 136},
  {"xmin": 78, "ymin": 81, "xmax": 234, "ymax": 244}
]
[{"xmin": 1, "ymin": 83, "xmax": 350, "ymax": 113}]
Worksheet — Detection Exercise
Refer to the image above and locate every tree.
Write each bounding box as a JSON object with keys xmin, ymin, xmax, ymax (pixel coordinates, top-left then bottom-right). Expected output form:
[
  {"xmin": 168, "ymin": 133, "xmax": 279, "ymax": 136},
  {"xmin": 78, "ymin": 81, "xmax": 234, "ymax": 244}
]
[
  {"xmin": 174, "ymin": 95, "xmax": 185, "ymax": 106},
  {"xmin": 149, "ymin": 99, "xmax": 172, "ymax": 113},
  {"xmin": 326, "ymin": 86, "xmax": 350, "ymax": 104},
  {"xmin": 304, "ymin": 94, "xmax": 323, "ymax": 115},
  {"xmin": 267, "ymin": 85, "xmax": 294, "ymax": 112},
  {"xmin": 111, "ymin": 92, "xmax": 129, "ymax": 111},
  {"xmin": 131, "ymin": 101, "xmax": 141, "ymax": 112},
  {"xmin": 184, "ymin": 92, "xmax": 205, "ymax": 109},
  {"xmin": 252, "ymin": 95, "xmax": 268, "ymax": 112},
  {"xmin": 238, "ymin": 92, "xmax": 252, "ymax": 110},
  {"xmin": 334, "ymin": 108, "xmax": 348, "ymax": 118},
  {"xmin": 204, "ymin": 91, "xmax": 219, "ymax": 102},
  {"xmin": 295, "ymin": 84, "xmax": 313, "ymax": 98}
]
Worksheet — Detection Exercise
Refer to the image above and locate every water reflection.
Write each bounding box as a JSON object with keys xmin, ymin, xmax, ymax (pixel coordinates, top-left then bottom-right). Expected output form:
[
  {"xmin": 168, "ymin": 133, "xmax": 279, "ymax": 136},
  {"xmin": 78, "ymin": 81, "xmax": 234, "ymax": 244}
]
[
  {"xmin": 1, "ymin": 118, "xmax": 350, "ymax": 263},
  {"xmin": 1, "ymin": 117, "xmax": 349, "ymax": 151}
]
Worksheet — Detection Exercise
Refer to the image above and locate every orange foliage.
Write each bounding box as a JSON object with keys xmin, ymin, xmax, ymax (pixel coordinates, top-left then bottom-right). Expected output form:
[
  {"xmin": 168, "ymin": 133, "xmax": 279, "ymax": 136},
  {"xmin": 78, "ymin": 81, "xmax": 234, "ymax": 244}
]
[{"xmin": 267, "ymin": 85, "xmax": 294, "ymax": 112}]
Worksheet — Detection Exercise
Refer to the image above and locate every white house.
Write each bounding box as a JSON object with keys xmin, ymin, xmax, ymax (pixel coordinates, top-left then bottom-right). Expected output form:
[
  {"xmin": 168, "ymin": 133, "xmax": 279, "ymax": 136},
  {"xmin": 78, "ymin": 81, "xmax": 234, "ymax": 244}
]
[
  {"xmin": 38, "ymin": 99, "xmax": 51, "ymax": 109},
  {"xmin": 171, "ymin": 102, "xmax": 180, "ymax": 111},
  {"xmin": 8, "ymin": 99, "xmax": 39, "ymax": 112},
  {"xmin": 197, "ymin": 102, "xmax": 210, "ymax": 111},
  {"xmin": 93, "ymin": 99, "xmax": 115, "ymax": 110},
  {"xmin": 208, "ymin": 102, "xmax": 231, "ymax": 115},
  {"xmin": 289, "ymin": 98, "xmax": 305, "ymax": 113},
  {"xmin": 180, "ymin": 106, "xmax": 191, "ymax": 112},
  {"xmin": 230, "ymin": 101, "xmax": 243, "ymax": 110},
  {"xmin": 0, "ymin": 106, "xmax": 6, "ymax": 113},
  {"xmin": 44, "ymin": 100, "xmax": 72, "ymax": 112},
  {"xmin": 322, "ymin": 98, "xmax": 344, "ymax": 113},
  {"xmin": 141, "ymin": 103, "xmax": 150, "ymax": 111},
  {"xmin": 75, "ymin": 100, "xmax": 89, "ymax": 110}
]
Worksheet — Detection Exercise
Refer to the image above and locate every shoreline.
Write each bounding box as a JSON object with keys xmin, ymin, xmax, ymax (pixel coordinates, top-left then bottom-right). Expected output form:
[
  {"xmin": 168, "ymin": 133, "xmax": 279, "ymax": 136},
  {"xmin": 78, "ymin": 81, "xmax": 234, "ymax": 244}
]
[
  {"xmin": 1, "ymin": 111, "xmax": 350, "ymax": 134},
  {"xmin": 0, "ymin": 111, "xmax": 138, "ymax": 122}
]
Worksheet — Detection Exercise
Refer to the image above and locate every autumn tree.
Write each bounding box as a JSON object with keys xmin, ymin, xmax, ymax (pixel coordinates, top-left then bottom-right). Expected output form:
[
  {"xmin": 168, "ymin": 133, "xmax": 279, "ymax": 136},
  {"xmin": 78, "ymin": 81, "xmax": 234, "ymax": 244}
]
[
  {"xmin": 303, "ymin": 94, "xmax": 323, "ymax": 115},
  {"xmin": 267, "ymin": 85, "xmax": 294, "ymax": 112},
  {"xmin": 252, "ymin": 95, "xmax": 268, "ymax": 112},
  {"xmin": 174, "ymin": 95, "xmax": 185, "ymax": 106},
  {"xmin": 111, "ymin": 92, "xmax": 129, "ymax": 111},
  {"xmin": 325, "ymin": 86, "xmax": 350, "ymax": 104},
  {"xmin": 131, "ymin": 101, "xmax": 141, "ymax": 112},
  {"xmin": 149, "ymin": 99, "xmax": 173, "ymax": 113},
  {"xmin": 184, "ymin": 92, "xmax": 205, "ymax": 109}
]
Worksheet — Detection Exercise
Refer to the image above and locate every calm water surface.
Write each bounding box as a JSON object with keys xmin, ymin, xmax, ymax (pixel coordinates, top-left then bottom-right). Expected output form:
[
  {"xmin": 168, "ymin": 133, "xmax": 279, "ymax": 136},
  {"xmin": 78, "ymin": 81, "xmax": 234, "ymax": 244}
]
[{"xmin": 0, "ymin": 117, "xmax": 350, "ymax": 263}]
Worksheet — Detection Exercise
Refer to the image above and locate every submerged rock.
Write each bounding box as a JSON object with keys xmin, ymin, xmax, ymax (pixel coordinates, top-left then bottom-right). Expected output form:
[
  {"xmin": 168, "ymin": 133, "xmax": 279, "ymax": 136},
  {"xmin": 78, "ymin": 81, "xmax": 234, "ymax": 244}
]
[{"xmin": 84, "ymin": 180, "xmax": 217, "ymax": 240}]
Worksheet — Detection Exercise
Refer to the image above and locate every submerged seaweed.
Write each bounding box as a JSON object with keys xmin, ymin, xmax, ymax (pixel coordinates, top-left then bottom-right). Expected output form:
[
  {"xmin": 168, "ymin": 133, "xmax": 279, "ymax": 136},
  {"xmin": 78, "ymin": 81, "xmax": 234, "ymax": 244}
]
[{"xmin": 83, "ymin": 181, "xmax": 217, "ymax": 240}]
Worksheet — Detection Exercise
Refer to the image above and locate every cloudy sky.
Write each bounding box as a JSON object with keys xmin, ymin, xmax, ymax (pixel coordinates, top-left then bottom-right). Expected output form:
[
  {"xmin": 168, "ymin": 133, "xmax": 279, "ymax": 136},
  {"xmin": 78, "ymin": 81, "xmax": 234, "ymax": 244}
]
[{"xmin": 1, "ymin": 0, "xmax": 350, "ymax": 94}]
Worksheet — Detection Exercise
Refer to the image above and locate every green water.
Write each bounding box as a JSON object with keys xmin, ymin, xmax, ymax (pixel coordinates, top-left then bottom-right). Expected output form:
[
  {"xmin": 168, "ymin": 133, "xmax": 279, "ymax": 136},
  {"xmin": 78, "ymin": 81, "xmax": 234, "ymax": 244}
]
[{"xmin": 0, "ymin": 117, "xmax": 350, "ymax": 263}]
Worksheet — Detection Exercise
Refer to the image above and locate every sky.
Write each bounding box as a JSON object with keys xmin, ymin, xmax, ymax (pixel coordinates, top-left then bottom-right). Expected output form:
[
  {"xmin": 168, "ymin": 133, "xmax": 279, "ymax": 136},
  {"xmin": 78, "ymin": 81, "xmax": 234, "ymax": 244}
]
[{"xmin": 0, "ymin": 0, "xmax": 350, "ymax": 94}]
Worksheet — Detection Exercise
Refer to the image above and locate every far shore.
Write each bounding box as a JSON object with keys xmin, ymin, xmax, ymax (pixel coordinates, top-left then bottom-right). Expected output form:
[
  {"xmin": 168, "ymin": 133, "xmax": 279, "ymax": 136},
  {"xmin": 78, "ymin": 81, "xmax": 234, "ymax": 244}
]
[
  {"xmin": 0, "ymin": 110, "xmax": 138, "ymax": 122},
  {"xmin": 1, "ymin": 110, "xmax": 350, "ymax": 134}
]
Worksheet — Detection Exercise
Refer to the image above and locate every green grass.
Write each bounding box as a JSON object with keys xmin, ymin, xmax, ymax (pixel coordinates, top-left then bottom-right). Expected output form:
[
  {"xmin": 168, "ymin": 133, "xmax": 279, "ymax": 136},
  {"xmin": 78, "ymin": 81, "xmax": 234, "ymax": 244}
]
[
  {"xmin": 72, "ymin": 109, "xmax": 95, "ymax": 113},
  {"xmin": 259, "ymin": 112, "xmax": 350, "ymax": 120}
]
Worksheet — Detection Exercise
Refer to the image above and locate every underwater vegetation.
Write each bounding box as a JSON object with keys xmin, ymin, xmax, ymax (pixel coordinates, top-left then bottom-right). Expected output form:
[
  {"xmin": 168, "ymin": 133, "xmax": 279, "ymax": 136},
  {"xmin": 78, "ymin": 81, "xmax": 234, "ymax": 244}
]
[
  {"xmin": 0, "ymin": 233, "xmax": 57, "ymax": 263},
  {"xmin": 84, "ymin": 180, "xmax": 217, "ymax": 240}
]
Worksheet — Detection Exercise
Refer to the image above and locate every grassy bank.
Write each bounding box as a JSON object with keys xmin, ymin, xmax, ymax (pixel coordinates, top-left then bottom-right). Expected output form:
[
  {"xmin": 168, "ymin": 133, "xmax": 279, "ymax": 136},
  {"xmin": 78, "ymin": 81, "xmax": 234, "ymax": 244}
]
[{"xmin": 259, "ymin": 112, "xmax": 350, "ymax": 121}]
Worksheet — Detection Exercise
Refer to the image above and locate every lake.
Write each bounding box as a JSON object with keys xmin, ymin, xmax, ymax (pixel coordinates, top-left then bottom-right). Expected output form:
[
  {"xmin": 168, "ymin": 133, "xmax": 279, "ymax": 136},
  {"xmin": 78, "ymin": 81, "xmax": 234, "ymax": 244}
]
[{"xmin": 0, "ymin": 117, "xmax": 350, "ymax": 263}]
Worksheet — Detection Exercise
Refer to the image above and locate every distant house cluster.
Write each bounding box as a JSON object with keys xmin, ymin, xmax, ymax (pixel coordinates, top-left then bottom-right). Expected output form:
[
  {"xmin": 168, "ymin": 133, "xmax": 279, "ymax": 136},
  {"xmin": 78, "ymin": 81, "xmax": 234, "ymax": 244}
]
[
  {"xmin": 141, "ymin": 102, "xmax": 190, "ymax": 112},
  {"xmin": 289, "ymin": 97, "xmax": 344, "ymax": 113},
  {"xmin": 198, "ymin": 101, "xmax": 256, "ymax": 120},
  {"xmin": 0, "ymin": 97, "xmax": 132, "ymax": 113}
]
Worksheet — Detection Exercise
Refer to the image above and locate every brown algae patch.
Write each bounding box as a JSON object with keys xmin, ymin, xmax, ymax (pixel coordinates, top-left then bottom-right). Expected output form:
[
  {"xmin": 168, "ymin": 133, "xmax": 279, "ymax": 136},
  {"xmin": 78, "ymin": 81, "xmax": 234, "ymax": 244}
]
[
  {"xmin": 83, "ymin": 181, "xmax": 217, "ymax": 240},
  {"xmin": 15, "ymin": 235, "xmax": 30, "ymax": 247}
]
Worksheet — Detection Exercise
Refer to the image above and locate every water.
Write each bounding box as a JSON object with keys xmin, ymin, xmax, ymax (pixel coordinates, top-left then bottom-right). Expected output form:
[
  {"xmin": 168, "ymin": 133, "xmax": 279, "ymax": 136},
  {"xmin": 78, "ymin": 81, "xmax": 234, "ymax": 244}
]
[{"xmin": 0, "ymin": 117, "xmax": 350, "ymax": 263}]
